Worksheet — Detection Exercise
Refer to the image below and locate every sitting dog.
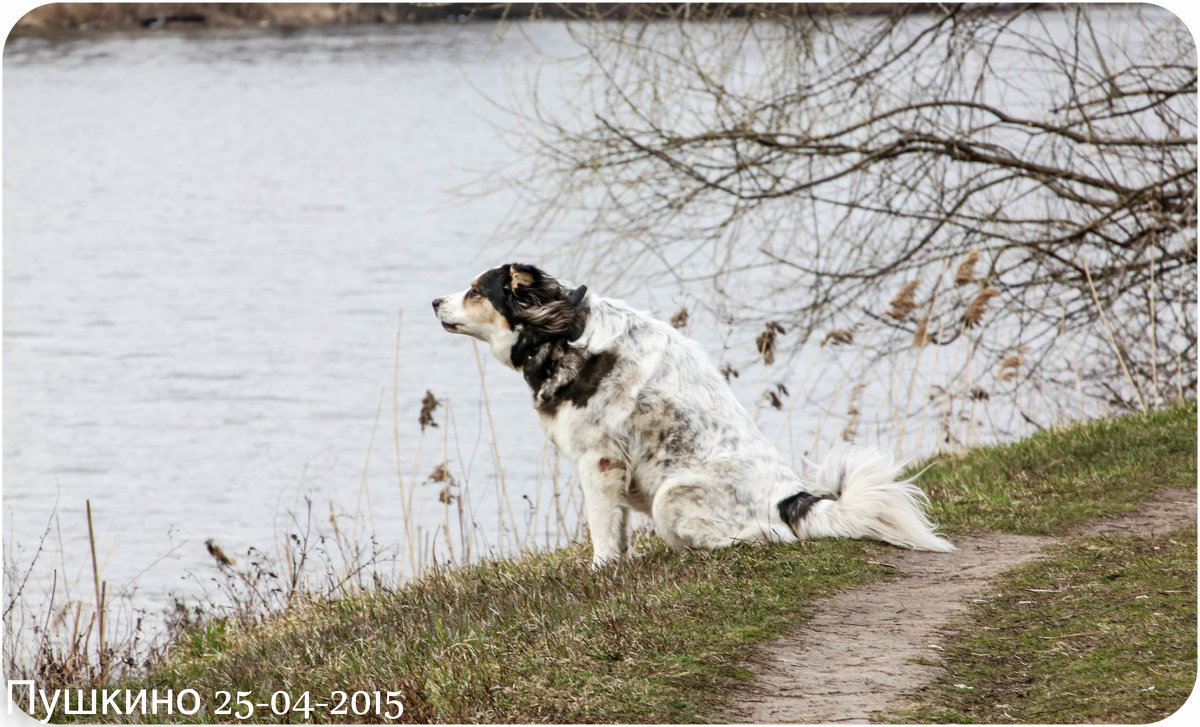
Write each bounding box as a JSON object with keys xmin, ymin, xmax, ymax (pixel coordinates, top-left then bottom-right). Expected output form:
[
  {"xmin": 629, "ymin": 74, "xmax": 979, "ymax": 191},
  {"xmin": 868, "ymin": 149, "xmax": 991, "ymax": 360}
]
[{"xmin": 433, "ymin": 263, "xmax": 953, "ymax": 565}]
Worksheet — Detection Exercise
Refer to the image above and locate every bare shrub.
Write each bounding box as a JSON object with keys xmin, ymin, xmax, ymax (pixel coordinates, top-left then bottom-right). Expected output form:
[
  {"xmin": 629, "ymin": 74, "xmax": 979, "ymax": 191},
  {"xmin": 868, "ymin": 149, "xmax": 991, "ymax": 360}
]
[{"xmin": 501, "ymin": 3, "xmax": 1196, "ymax": 429}]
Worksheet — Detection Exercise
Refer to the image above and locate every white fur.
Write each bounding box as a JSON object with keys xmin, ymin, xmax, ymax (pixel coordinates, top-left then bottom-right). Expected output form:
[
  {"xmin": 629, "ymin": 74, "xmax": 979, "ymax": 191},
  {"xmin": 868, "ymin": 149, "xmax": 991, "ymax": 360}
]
[{"xmin": 795, "ymin": 447, "xmax": 955, "ymax": 552}]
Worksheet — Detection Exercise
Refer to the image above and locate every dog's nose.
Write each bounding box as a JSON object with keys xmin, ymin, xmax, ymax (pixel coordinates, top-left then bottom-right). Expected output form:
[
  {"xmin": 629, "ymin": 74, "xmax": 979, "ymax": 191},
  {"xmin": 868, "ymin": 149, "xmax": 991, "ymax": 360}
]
[{"xmin": 432, "ymin": 298, "xmax": 442, "ymax": 311}]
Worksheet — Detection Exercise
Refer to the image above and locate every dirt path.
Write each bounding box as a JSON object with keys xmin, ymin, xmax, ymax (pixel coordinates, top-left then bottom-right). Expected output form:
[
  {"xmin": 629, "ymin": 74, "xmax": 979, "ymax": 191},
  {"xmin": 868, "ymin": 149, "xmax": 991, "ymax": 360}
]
[{"xmin": 725, "ymin": 488, "xmax": 1197, "ymax": 724}]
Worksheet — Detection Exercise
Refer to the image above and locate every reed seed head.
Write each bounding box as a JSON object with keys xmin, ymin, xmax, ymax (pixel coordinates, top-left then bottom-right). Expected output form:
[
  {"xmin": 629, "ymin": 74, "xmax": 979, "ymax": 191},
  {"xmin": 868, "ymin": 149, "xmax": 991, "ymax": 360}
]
[
  {"xmin": 955, "ymin": 249, "xmax": 980, "ymax": 286},
  {"xmin": 419, "ymin": 390, "xmax": 441, "ymax": 431},
  {"xmin": 205, "ymin": 539, "xmax": 236, "ymax": 568},
  {"xmin": 887, "ymin": 280, "xmax": 920, "ymax": 320},
  {"xmin": 756, "ymin": 321, "xmax": 786, "ymax": 364},
  {"xmin": 669, "ymin": 307, "xmax": 689, "ymax": 329},
  {"xmin": 999, "ymin": 351, "xmax": 1022, "ymax": 381},
  {"xmin": 428, "ymin": 461, "xmax": 456, "ymax": 486},
  {"xmin": 962, "ymin": 287, "xmax": 1000, "ymax": 327},
  {"xmin": 822, "ymin": 328, "xmax": 854, "ymax": 346}
]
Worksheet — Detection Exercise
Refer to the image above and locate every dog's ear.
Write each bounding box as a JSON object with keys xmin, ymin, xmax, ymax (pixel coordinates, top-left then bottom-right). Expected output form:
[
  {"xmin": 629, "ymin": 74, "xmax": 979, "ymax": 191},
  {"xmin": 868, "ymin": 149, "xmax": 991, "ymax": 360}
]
[
  {"xmin": 508, "ymin": 264, "xmax": 537, "ymax": 291},
  {"xmin": 566, "ymin": 285, "xmax": 588, "ymax": 309}
]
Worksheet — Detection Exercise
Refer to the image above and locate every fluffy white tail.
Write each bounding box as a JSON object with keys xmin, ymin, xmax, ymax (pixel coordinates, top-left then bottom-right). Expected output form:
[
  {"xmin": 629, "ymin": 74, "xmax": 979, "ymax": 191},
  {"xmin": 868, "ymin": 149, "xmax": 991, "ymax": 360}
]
[{"xmin": 786, "ymin": 446, "xmax": 954, "ymax": 552}]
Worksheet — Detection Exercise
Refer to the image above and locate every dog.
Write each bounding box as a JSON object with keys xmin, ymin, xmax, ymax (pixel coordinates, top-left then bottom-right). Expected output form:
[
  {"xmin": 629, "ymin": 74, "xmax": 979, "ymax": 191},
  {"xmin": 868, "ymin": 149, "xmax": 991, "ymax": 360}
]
[{"xmin": 433, "ymin": 263, "xmax": 953, "ymax": 565}]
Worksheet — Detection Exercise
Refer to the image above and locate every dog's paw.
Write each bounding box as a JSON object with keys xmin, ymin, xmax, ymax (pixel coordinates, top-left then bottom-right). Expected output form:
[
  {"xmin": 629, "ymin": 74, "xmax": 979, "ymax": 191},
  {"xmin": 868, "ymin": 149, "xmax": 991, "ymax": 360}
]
[
  {"xmin": 590, "ymin": 548, "xmax": 645, "ymax": 570},
  {"xmin": 590, "ymin": 556, "xmax": 612, "ymax": 569}
]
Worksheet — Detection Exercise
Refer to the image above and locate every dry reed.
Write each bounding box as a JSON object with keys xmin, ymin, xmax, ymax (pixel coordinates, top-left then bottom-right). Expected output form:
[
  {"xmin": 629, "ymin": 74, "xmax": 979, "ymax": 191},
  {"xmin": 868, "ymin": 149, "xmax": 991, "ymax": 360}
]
[
  {"xmin": 895, "ymin": 259, "xmax": 951, "ymax": 452},
  {"xmin": 999, "ymin": 351, "xmax": 1022, "ymax": 382},
  {"xmin": 886, "ymin": 280, "xmax": 920, "ymax": 320},
  {"xmin": 1080, "ymin": 257, "xmax": 1148, "ymax": 411},
  {"xmin": 756, "ymin": 321, "xmax": 786, "ymax": 365},
  {"xmin": 962, "ymin": 287, "xmax": 1000, "ymax": 327},
  {"xmin": 954, "ymin": 249, "xmax": 980, "ymax": 285},
  {"xmin": 912, "ymin": 314, "xmax": 932, "ymax": 347},
  {"xmin": 669, "ymin": 307, "xmax": 689, "ymax": 329},
  {"xmin": 822, "ymin": 328, "xmax": 854, "ymax": 346},
  {"xmin": 85, "ymin": 500, "xmax": 107, "ymax": 684}
]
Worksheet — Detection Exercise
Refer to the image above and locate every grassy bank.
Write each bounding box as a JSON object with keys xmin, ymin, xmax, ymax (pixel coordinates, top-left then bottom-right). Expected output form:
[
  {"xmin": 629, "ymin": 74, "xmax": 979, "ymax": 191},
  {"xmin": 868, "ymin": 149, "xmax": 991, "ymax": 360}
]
[
  {"xmin": 22, "ymin": 401, "xmax": 1197, "ymax": 723},
  {"xmin": 920, "ymin": 400, "xmax": 1197, "ymax": 535}
]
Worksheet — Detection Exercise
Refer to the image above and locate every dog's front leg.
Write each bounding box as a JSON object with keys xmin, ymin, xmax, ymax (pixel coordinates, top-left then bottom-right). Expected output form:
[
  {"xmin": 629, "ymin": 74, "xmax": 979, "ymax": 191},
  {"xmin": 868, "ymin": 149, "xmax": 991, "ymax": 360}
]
[{"xmin": 578, "ymin": 452, "xmax": 630, "ymax": 567}]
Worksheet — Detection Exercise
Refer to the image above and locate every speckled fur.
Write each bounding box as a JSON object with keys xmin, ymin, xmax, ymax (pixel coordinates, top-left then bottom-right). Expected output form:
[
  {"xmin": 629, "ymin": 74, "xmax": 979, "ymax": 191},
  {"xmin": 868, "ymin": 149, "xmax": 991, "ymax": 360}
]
[{"xmin": 434, "ymin": 264, "xmax": 953, "ymax": 566}]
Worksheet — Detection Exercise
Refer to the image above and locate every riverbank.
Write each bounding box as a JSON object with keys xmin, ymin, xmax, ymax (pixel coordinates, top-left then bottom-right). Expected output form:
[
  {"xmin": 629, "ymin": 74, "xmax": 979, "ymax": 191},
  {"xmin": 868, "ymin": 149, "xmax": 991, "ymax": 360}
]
[
  {"xmin": 6, "ymin": 2, "xmax": 913, "ymax": 37},
  {"xmin": 10, "ymin": 401, "xmax": 1194, "ymax": 723},
  {"xmin": 7, "ymin": 3, "xmax": 507, "ymax": 36}
]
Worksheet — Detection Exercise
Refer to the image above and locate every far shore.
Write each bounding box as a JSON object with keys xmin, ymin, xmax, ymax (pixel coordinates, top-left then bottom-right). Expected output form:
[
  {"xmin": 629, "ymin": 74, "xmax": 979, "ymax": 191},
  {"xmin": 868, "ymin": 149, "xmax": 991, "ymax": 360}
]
[
  {"xmin": 7, "ymin": 3, "xmax": 909, "ymax": 38},
  {"xmin": 7, "ymin": 3, "xmax": 523, "ymax": 37}
]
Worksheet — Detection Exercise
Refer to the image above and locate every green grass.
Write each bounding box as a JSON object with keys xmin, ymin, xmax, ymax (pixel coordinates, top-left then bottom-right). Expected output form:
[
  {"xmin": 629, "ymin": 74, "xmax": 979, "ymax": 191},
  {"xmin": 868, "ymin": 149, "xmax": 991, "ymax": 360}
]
[
  {"xmin": 35, "ymin": 401, "xmax": 1197, "ymax": 723},
  {"xmin": 888, "ymin": 529, "xmax": 1197, "ymax": 724},
  {"xmin": 919, "ymin": 401, "xmax": 1196, "ymax": 535}
]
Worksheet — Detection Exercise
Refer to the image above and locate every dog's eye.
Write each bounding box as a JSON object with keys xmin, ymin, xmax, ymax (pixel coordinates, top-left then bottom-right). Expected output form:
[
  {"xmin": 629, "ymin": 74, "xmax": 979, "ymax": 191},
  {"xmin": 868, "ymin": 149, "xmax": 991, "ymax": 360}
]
[{"xmin": 466, "ymin": 289, "xmax": 481, "ymax": 299}]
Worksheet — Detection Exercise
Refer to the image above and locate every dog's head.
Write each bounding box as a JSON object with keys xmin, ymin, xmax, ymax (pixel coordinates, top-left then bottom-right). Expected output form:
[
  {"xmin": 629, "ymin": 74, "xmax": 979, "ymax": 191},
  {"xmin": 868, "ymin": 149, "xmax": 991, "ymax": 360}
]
[{"xmin": 432, "ymin": 263, "xmax": 589, "ymax": 368}]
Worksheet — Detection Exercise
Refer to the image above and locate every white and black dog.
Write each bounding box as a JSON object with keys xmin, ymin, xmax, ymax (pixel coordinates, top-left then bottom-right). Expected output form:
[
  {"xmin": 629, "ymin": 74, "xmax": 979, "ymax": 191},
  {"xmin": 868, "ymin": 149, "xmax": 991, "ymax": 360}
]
[{"xmin": 433, "ymin": 263, "xmax": 953, "ymax": 566}]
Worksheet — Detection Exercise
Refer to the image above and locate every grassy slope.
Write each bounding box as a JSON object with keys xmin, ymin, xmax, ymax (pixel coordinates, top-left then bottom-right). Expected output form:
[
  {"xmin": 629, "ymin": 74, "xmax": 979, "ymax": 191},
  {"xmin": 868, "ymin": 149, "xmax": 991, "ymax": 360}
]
[
  {"xmin": 920, "ymin": 400, "xmax": 1196, "ymax": 536},
  {"xmin": 69, "ymin": 402, "xmax": 1196, "ymax": 723}
]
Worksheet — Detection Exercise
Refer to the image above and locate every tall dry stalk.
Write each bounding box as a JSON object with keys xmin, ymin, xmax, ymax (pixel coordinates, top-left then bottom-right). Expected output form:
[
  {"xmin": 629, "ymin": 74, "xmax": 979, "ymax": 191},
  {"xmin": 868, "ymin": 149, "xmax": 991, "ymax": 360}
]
[
  {"xmin": 1146, "ymin": 239, "xmax": 1162, "ymax": 408},
  {"xmin": 808, "ymin": 319, "xmax": 881, "ymax": 455},
  {"xmin": 1080, "ymin": 256, "xmax": 1147, "ymax": 411},
  {"xmin": 894, "ymin": 261, "xmax": 950, "ymax": 454},
  {"xmin": 1175, "ymin": 267, "xmax": 1186, "ymax": 401},
  {"xmin": 85, "ymin": 500, "xmax": 106, "ymax": 683},
  {"xmin": 916, "ymin": 306, "xmax": 951, "ymax": 454},
  {"xmin": 439, "ymin": 401, "xmax": 458, "ymax": 567},
  {"xmin": 471, "ymin": 339, "xmax": 519, "ymax": 557},
  {"xmin": 391, "ymin": 311, "xmax": 417, "ymax": 574},
  {"xmin": 772, "ymin": 339, "xmax": 825, "ymax": 454},
  {"xmin": 351, "ymin": 387, "xmax": 385, "ymax": 577}
]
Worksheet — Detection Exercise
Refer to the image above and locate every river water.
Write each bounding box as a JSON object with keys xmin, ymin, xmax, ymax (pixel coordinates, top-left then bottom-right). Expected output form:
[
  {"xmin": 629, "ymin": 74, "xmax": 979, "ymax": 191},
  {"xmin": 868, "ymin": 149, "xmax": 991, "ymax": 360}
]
[{"xmin": 3, "ymin": 22, "xmax": 610, "ymax": 625}]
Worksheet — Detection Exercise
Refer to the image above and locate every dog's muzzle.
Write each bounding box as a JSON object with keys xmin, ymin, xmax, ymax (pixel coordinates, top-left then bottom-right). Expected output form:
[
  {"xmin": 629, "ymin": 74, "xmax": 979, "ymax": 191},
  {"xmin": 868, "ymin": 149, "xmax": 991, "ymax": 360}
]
[{"xmin": 432, "ymin": 298, "xmax": 459, "ymax": 332}]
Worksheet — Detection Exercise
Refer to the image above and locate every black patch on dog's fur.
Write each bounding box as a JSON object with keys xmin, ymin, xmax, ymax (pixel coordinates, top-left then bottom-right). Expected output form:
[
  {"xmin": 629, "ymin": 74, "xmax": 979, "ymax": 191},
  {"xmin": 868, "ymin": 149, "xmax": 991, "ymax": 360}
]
[
  {"xmin": 540, "ymin": 350, "xmax": 618, "ymax": 415},
  {"xmin": 778, "ymin": 491, "xmax": 823, "ymax": 534}
]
